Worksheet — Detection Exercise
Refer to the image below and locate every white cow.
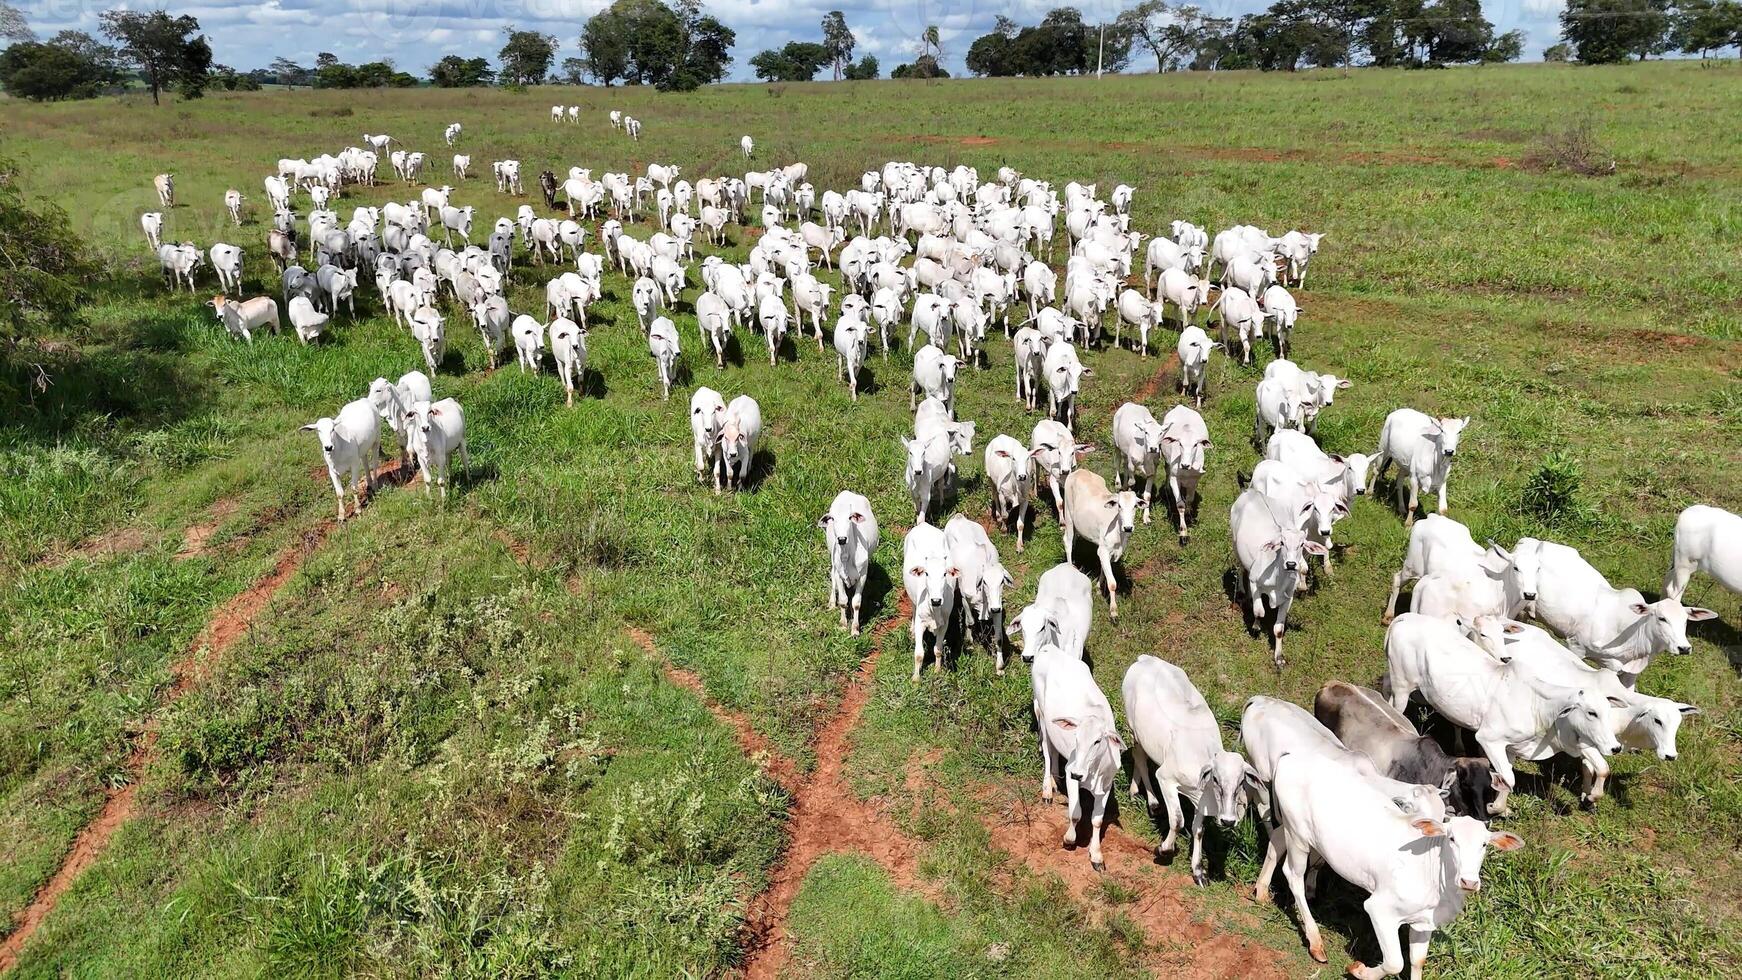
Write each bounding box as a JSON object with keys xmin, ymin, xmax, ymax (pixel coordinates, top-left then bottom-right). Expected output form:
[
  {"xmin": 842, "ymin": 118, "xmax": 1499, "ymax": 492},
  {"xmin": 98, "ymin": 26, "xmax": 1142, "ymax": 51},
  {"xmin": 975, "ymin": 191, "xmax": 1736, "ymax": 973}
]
[
  {"xmin": 1265, "ymin": 751, "xmax": 1523, "ymax": 979},
  {"xmin": 1254, "ymin": 376, "xmax": 1304, "ymax": 447},
  {"xmin": 153, "ymin": 172, "xmax": 174, "ymax": 208},
  {"xmin": 1160, "ymin": 405, "xmax": 1211, "ymax": 544},
  {"xmin": 367, "ymin": 371, "xmax": 432, "ymax": 466},
  {"xmin": 715, "ymin": 395, "xmax": 760, "ymax": 492},
  {"xmin": 648, "ymin": 317, "xmax": 681, "ymax": 400},
  {"xmin": 444, "ymin": 122, "xmax": 461, "ymax": 146},
  {"xmin": 511, "ymin": 314, "xmax": 543, "ymax": 373},
  {"xmin": 740, "ymin": 134, "xmax": 754, "ymax": 158},
  {"xmin": 820, "ymin": 491, "xmax": 879, "ymax": 636},
  {"xmin": 1266, "ymin": 430, "xmax": 1375, "ymax": 516},
  {"xmin": 1124, "ymin": 656, "xmax": 1261, "ymax": 885},
  {"xmin": 1176, "ymin": 326, "xmax": 1218, "ymax": 407},
  {"xmin": 302, "ymin": 398, "xmax": 380, "ymax": 522},
  {"xmin": 945, "ymin": 514, "xmax": 1013, "ymax": 670},
  {"xmin": 1231, "ymin": 487, "xmax": 1327, "ymax": 668},
  {"xmin": 1031, "ymin": 419, "xmax": 1088, "ymax": 517},
  {"xmin": 902, "ymin": 406, "xmax": 972, "ymax": 524},
  {"xmin": 1373, "ymin": 409, "xmax": 1469, "ymax": 523},
  {"xmin": 1384, "ymin": 612, "xmax": 1623, "ymax": 808},
  {"xmin": 910, "ymin": 344, "xmax": 960, "ymax": 413},
  {"xmin": 903, "ymin": 522, "xmax": 959, "ymax": 681},
  {"xmin": 1664, "ymin": 504, "xmax": 1742, "ymax": 601},
  {"xmin": 287, "ymin": 295, "xmax": 329, "ymax": 344},
  {"xmin": 688, "ymin": 387, "xmax": 726, "ymax": 484},
  {"xmin": 696, "ymin": 291, "xmax": 733, "ymax": 369},
  {"xmin": 405, "ymin": 397, "xmax": 468, "ymax": 498},
  {"xmin": 209, "ymin": 295, "xmax": 277, "ymax": 344},
  {"xmin": 411, "ymin": 307, "xmax": 445, "ymax": 374},
  {"xmin": 452, "ymin": 154, "xmax": 470, "ymax": 179},
  {"xmin": 1042, "ymin": 341, "xmax": 1089, "ymax": 431},
  {"xmin": 1384, "ymin": 514, "xmax": 1541, "ymax": 623},
  {"xmin": 1111, "ymin": 403, "xmax": 1166, "ymax": 526},
  {"xmin": 224, "ymin": 189, "xmax": 244, "ymax": 226},
  {"xmin": 759, "ymin": 294, "xmax": 790, "ymax": 366},
  {"xmin": 1008, "ymin": 563, "xmax": 1093, "ymax": 665},
  {"xmin": 141, "ymin": 211, "xmax": 164, "ymax": 250},
  {"xmin": 984, "ymin": 435, "xmax": 1035, "ymax": 553},
  {"xmin": 549, "ymin": 318, "xmax": 588, "ymax": 407},
  {"xmin": 1532, "ymin": 539, "xmax": 1716, "ymax": 687},
  {"xmin": 1061, "ymin": 469, "xmax": 1137, "ymax": 620},
  {"xmin": 833, "ymin": 314, "xmax": 870, "ymax": 400},
  {"xmin": 1031, "ymin": 645, "xmax": 1123, "ymax": 871}
]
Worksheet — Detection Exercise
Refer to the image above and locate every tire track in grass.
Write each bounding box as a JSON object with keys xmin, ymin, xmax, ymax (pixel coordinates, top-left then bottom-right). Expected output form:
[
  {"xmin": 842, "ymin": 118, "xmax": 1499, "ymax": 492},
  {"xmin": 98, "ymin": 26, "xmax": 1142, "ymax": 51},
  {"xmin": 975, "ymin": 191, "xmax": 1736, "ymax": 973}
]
[{"xmin": 0, "ymin": 462, "xmax": 407, "ymax": 974}]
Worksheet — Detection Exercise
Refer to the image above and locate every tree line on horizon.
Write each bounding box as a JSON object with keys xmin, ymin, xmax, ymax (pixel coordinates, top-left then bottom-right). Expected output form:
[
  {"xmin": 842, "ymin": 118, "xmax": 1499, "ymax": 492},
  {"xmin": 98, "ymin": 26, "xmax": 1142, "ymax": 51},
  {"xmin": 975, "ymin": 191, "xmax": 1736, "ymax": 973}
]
[{"xmin": 1, "ymin": 0, "xmax": 1738, "ymax": 103}]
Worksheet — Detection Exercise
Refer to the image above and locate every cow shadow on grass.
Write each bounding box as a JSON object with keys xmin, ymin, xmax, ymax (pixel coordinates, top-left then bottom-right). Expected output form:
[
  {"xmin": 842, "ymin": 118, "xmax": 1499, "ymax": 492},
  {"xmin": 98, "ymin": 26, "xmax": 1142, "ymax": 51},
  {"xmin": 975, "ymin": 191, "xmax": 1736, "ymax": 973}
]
[
  {"xmin": 1690, "ymin": 614, "xmax": 1742, "ymax": 677},
  {"xmin": 582, "ymin": 368, "xmax": 609, "ymax": 400}
]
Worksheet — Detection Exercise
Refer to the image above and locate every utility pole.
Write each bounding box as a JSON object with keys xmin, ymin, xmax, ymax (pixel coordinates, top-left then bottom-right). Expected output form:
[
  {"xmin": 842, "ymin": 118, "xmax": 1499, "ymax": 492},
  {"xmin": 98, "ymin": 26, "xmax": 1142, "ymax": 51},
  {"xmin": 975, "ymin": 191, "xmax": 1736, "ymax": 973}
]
[{"xmin": 1097, "ymin": 25, "xmax": 1105, "ymax": 78}]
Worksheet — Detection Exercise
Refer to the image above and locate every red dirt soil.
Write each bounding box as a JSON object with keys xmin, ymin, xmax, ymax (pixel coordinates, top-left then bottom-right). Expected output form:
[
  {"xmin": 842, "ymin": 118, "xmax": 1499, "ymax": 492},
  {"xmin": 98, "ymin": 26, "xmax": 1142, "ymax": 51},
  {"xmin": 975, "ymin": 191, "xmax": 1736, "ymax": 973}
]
[{"xmin": 0, "ymin": 461, "xmax": 404, "ymax": 974}]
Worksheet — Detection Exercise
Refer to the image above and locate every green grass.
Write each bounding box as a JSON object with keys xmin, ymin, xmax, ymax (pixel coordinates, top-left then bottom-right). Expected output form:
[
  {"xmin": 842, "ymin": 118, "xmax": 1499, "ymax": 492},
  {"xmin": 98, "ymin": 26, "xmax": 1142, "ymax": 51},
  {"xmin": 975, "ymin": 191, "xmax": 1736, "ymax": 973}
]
[{"xmin": 0, "ymin": 62, "xmax": 1739, "ymax": 977}]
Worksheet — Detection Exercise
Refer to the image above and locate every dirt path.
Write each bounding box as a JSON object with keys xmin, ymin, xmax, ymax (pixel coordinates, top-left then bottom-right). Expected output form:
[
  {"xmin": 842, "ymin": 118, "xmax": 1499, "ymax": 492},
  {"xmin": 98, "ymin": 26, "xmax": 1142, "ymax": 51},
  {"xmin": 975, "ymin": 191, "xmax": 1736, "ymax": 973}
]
[
  {"xmin": 0, "ymin": 465, "xmax": 404, "ymax": 974},
  {"xmin": 738, "ymin": 593, "xmax": 945, "ymax": 980}
]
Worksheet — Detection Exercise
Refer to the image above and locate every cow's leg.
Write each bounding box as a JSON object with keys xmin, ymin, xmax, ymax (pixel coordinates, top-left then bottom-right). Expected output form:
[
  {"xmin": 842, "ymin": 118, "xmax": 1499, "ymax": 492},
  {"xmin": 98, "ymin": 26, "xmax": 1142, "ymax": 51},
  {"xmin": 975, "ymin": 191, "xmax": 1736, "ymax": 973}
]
[
  {"xmin": 1188, "ymin": 809, "xmax": 1209, "ymax": 886},
  {"xmin": 850, "ymin": 578, "xmax": 865, "ymax": 637},
  {"xmin": 1039, "ymin": 731, "xmax": 1057, "ymax": 803},
  {"xmin": 1475, "ymin": 735, "xmax": 1516, "ymax": 816},
  {"xmin": 1348, "ymin": 900, "xmax": 1404, "ymax": 980},
  {"xmin": 1254, "ymin": 822, "xmax": 1282, "ymax": 903},
  {"xmin": 1099, "ymin": 545, "xmax": 1119, "ymax": 620},
  {"xmin": 1088, "ymin": 789, "xmax": 1108, "ymax": 872},
  {"xmin": 912, "ymin": 619, "xmax": 927, "ymax": 682},
  {"xmin": 1062, "ymin": 770, "xmax": 1082, "ymax": 847},
  {"xmin": 1158, "ymin": 780, "xmax": 1183, "ymax": 854},
  {"xmin": 1281, "ymin": 835, "xmax": 1327, "ymax": 963}
]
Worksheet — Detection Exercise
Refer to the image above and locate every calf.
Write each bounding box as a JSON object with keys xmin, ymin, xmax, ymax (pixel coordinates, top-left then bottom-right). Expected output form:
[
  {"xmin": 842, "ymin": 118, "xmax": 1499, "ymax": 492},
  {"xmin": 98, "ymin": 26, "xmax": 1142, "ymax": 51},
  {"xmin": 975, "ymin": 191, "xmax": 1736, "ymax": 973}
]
[
  {"xmin": 1231, "ymin": 487, "xmax": 1326, "ymax": 668},
  {"xmin": 945, "ymin": 515, "xmax": 1013, "ymax": 669},
  {"xmin": 302, "ymin": 398, "xmax": 380, "ymax": 521},
  {"xmin": 1032, "ymin": 645, "xmax": 1124, "ymax": 871},
  {"xmin": 715, "ymin": 395, "xmax": 760, "ymax": 492},
  {"xmin": 405, "ymin": 397, "xmax": 469, "ymax": 498},
  {"xmin": 984, "ymin": 435, "xmax": 1035, "ymax": 553},
  {"xmin": 1373, "ymin": 409, "xmax": 1469, "ymax": 523},
  {"xmin": 903, "ymin": 522, "xmax": 959, "ymax": 681},
  {"xmin": 1266, "ymin": 751, "xmax": 1522, "ymax": 978},
  {"xmin": 1533, "ymin": 539, "xmax": 1715, "ymax": 687},
  {"xmin": 820, "ymin": 492, "xmax": 879, "ymax": 635},
  {"xmin": 1385, "ymin": 612, "xmax": 1623, "ymax": 808},
  {"xmin": 1124, "ymin": 656, "xmax": 1261, "ymax": 885},
  {"xmin": 1160, "ymin": 405, "xmax": 1211, "ymax": 545},
  {"xmin": 1314, "ymin": 680, "xmax": 1503, "ymax": 818},
  {"xmin": 1062, "ymin": 469, "xmax": 1137, "ymax": 620},
  {"xmin": 1664, "ymin": 504, "xmax": 1742, "ymax": 601}
]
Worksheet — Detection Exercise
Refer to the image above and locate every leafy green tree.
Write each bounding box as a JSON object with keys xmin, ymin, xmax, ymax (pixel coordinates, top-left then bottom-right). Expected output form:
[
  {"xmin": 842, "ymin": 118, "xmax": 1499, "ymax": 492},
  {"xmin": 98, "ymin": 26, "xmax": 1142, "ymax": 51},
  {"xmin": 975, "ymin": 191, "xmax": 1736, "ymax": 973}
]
[
  {"xmin": 98, "ymin": 8, "xmax": 212, "ymax": 104},
  {"xmin": 1, "ymin": 0, "xmax": 34, "ymax": 42},
  {"xmin": 821, "ymin": 10, "xmax": 854, "ymax": 79},
  {"xmin": 842, "ymin": 53, "xmax": 879, "ymax": 79},
  {"xmin": 429, "ymin": 55, "xmax": 496, "ymax": 87},
  {"xmin": 579, "ymin": 9, "xmax": 632, "ymax": 84},
  {"xmin": 1560, "ymin": 0, "xmax": 1672, "ymax": 62},
  {"xmin": 1116, "ymin": 1, "xmax": 1225, "ymax": 71},
  {"xmin": 1483, "ymin": 29, "xmax": 1524, "ymax": 62},
  {"xmin": 750, "ymin": 41, "xmax": 831, "ymax": 81},
  {"xmin": 560, "ymin": 56, "xmax": 589, "ymax": 84},
  {"xmin": 0, "ymin": 160, "xmax": 97, "ymax": 344},
  {"xmin": 268, "ymin": 57, "xmax": 310, "ymax": 87},
  {"xmin": 1542, "ymin": 41, "xmax": 1574, "ymax": 60},
  {"xmin": 579, "ymin": 0, "xmax": 733, "ymax": 90},
  {"xmin": 0, "ymin": 36, "xmax": 121, "ymax": 101},
  {"xmin": 1672, "ymin": 0, "xmax": 1742, "ymax": 56},
  {"xmin": 498, "ymin": 28, "xmax": 558, "ymax": 84},
  {"xmin": 892, "ymin": 55, "xmax": 948, "ymax": 78}
]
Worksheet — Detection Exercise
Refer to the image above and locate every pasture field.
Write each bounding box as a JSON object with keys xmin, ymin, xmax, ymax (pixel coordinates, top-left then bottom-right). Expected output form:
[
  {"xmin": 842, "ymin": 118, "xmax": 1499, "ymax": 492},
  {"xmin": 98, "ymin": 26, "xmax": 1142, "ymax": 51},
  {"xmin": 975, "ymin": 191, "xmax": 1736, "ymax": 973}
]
[{"xmin": 1, "ymin": 61, "xmax": 1739, "ymax": 978}]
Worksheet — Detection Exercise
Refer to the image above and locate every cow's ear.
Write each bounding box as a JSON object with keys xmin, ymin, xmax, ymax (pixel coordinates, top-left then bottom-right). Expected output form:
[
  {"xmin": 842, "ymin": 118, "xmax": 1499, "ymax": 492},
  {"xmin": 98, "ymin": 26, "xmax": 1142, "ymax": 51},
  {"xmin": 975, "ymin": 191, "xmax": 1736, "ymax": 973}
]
[
  {"xmin": 300, "ymin": 423, "xmax": 318, "ymax": 431},
  {"xmin": 1606, "ymin": 696, "xmax": 1627, "ymax": 709},
  {"xmin": 818, "ymin": 514, "xmax": 833, "ymax": 528},
  {"xmin": 1687, "ymin": 607, "xmax": 1718, "ymax": 621},
  {"xmin": 1409, "ymin": 818, "xmax": 1445, "ymax": 838},
  {"xmin": 1504, "ymin": 622, "xmax": 1525, "ymax": 634},
  {"xmin": 1678, "ymin": 703, "xmax": 1701, "ymax": 716},
  {"xmin": 1051, "ymin": 717, "xmax": 1079, "ymax": 732},
  {"xmin": 1630, "ymin": 602, "xmax": 1650, "ymax": 615},
  {"xmin": 1488, "ymin": 831, "xmax": 1525, "ymax": 852},
  {"xmin": 1104, "ymin": 733, "xmax": 1124, "ymax": 751},
  {"xmin": 1490, "ymin": 771, "xmax": 1507, "ymax": 792}
]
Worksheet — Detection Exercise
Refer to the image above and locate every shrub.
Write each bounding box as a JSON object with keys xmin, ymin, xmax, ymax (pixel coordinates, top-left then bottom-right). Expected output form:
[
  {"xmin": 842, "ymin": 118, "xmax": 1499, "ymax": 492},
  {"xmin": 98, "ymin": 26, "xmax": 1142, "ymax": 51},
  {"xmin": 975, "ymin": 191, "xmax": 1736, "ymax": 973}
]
[
  {"xmin": 1520, "ymin": 451, "xmax": 1587, "ymax": 525},
  {"xmin": 1524, "ymin": 123, "xmax": 1616, "ymax": 176}
]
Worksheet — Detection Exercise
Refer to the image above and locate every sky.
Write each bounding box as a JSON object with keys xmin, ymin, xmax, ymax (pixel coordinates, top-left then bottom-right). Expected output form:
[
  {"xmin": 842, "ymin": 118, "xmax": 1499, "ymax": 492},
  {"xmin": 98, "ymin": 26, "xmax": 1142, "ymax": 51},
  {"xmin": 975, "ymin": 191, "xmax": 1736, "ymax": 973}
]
[{"xmin": 11, "ymin": 0, "xmax": 1575, "ymax": 79}]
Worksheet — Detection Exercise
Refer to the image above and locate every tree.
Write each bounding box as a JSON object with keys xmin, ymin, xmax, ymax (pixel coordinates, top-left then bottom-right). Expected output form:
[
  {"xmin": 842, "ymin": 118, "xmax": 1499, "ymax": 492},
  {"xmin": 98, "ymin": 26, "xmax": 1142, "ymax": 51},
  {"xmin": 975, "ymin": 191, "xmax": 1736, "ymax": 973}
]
[
  {"xmin": 98, "ymin": 9, "xmax": 211, "ymax": 104},
  {"xmin": 1483, "ymin": 29, "xmax": 1525, "ymax": 62},
  {"xmin": 892, "ymin": 55, "xmax": 948, "ymax": 78},
  {"xmin": 579, "ymin": 0, "xmax": 733, "ymax": 90},
  {"xmin": 0, "ymin": 35, "xmax": 121, "ymax": 101},
  {"xmin": 1117, "ymin": 1, "xmax": 1224, "ymax": 71},
  {"xmin": 429, "ymin": 55, "xmax": 496, "ymax": 87},
  {"xmin": 821, "ymin": 10, "xmax": 855, "ymax": 79},
  {"xmin": 268, "ymin": 57, "xmax": 310, "ymax": 87},
  {"xmin": 1672, "ymin": 0, "xmax": 1742, "ymax": 56},
  {"xmin": 842, "ymin": 53, "xmax": 879, "ymax": 79},
  {"xmin": 579, "ymin": 9, "xmax": 632, "ymax": 84},
  {"xmin": 1, "ymin": 0, "xmax": 34, "ymax": 42},
  {"xmin": 750, "ymin": 41, "xmax": 831, "ymax": 82},
  {"xmin": 0, "ymin": 160, "xmax": 97, "ymax": 344},
  {"xmin": 499, "ymin": 28, "xmax": 558, "ymax": 84},
  {"xmin": 1543, "ymin": 41, "xmax": 1574, "ymax": 60},
  {"xmin": 1560, "ymin": 0, "xmax": 1672, "ymax": 63},
  {"xmin": 965, "ymin": 31, "xmax": 1015, "ymax": 75},
  {"xmin": 560, "ymin": 56, "xmax": 589, "ymax": 84}
]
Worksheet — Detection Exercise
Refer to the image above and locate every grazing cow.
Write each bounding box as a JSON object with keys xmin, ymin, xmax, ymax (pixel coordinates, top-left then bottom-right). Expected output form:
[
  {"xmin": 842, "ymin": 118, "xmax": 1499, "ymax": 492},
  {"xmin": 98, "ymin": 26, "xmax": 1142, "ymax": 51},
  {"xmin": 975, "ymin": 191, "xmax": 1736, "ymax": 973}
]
[
  {"xmin": 1384, "ymin": 514, "xmax": 1541, "ymax": 623},
  {"xmin": 1240, "ymin": 695, "xmax": 1449, "ymax": 824},
  {"xmin": 1314, "ymin": 680, "xmax": 1503, "ymax": 818},
  {"xmin": 1373, "ymin": 409, "xmax": 1469, "ymax": 523},
  {"xmin": 1664, "ymin": 504, "xmax": 1742, "ymax": 601},
  {"xmin": 910, "ymin": 344, "xmax": 960, "ymax": 413},
  {"xmin": 1265, "ymin": 751, "xmax": 1523, "ymax": 979},
  {"xmin": 820, "ymin": 491, "xmax": 879, "ymax": 636},
  {"xmin": 985, "ymin": 435, "xmax": 1035, "ymax": 553},
  {"xmin": 1125, "ymin": 656, "xmax": 1261, "ymax": 884},
  {"xmin": 1176, "ymin": 326, "xmax": 1218, "ymax": 407},
  {"xmin": 715, "ymin": 395, "xmax": 760, "ymax": 492},
  {"xmin": 833, "ymin": 314, "xmax": 870, "ymax": 401},
  {"xmin": 1532, "ymin": 539, "xmax": 1716, "ymax": 688},
  {"xmin": 1031, "ymin": 645, "xmax": 1124, "ymax": 871},
  {"xmin": 1061, "ymin": 468, "xmax": 1137, "ymax": 619},
  {"xmin": 903, "ymin": 522, "xmax": 959, "ymax": 680},
  {"xmin": 1111, "ymin": 403, "xmax": 1166, "ymax": 526},
  {"xmin": 1231, "ymin": 487, "xmax": 1326, "ymax": 668},
  {"xmin": 648, "ymin": 317, "xmax": 681, "ymax": 400},
  {"xmin": 1384, "ymin": 612, "xmax": 1623, "ymax": 808},
  {"xmin": 945, "ymin": 514, "xmax": 1013, "ymax": 667},
  {"xmin": 1160, "ymin": 405, "xmax": 1211, "ymax": 544},
  {"xmin": 287, "ymin": 296, "xmax": 329, "ymax": 344},
  {"xmin": 405, "ymin": 397, "xmax": 468, "ymax": 498},
  {"xmin": 207, "ymin": 244, "xmax": 243, "ymax": 293},
  {"xmin": 549, "ymin": 318, "xmax": 588, "ymax": 407},
  {"xmin": 1042, "ymin": 341, "xmax": 1089, "ymax": 431},
  {"xmin": 154, "ymin": 173, "xmax": 174, "ymax": 208},
  {"xmin": 302, "ymin": 398, "xmax": 380, "ymax": 522},
  {"xmin": 411, "ymin": 306, "xmax": 445, "ymax": 374},
  {"xmin": 208, "ymin": 295, "xmax": 277, "ymax": 344}
]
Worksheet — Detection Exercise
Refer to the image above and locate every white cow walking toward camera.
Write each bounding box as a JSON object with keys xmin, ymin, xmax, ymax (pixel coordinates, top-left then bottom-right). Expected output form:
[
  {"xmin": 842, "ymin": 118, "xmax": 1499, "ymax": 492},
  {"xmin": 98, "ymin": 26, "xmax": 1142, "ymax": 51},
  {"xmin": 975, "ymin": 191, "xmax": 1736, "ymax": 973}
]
[
  {"xmin": 1061, "ymin": 469, "xmax": 1137, "ymax": 620},
  {"xmin": 302, "ymin": 398, "xmax": 379, "ymax": 522},
  {"xmin": 985, "ymin": 435, "xmax": 1036, "ymax": 553},
  {"xmin": 1231, "ymin": 487, "xmax": 1326, "ymax": 668},
  {"xmin": 1373, "ymin": 409, "xmax": 1469, "ymax": 523},
  {"xmin": 820, "ymin": 491, "xmax": 879, "ymax": 636},
  {"xmin": 903, "ymin": 522, "xmax": 958, "ymax": 681},
  {"xmin": 405, "ymin": 398, "xmax": 468, "ymax": 498},
  {"xmin": 1031, "ymin": 645, "xmax": 1123, "ymax": 872},
  {"xmin": 715, "ymin": 395, "xmax": 760, "ymax": 492},
  {"xmin": 648, "ymin": 317, "xmax": 681, "ymax": 400}
]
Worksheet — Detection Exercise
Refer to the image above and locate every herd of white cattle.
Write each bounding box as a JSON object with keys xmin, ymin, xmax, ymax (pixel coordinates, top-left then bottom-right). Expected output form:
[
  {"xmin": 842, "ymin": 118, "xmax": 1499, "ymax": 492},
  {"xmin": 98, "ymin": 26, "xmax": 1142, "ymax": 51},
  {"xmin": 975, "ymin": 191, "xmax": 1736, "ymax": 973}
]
[{"xmin": 131, "ymin": 113, "xmax": 1740, "ymax": 979}]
